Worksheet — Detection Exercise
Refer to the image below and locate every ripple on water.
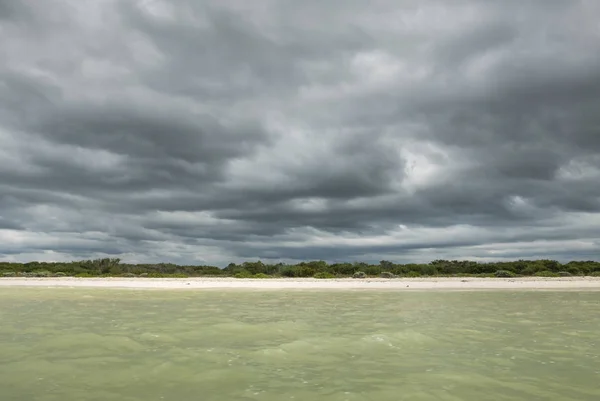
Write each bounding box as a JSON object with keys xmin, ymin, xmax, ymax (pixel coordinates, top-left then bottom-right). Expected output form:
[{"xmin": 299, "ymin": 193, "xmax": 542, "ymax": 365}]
[{"xmin": 0, "ymin": 289, "xmax": 599, "ymax": 401}]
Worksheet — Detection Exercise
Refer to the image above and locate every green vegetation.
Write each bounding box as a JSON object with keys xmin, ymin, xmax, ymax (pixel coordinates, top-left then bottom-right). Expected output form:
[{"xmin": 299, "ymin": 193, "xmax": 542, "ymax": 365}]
[
  {"xmin": 494, "ymin": 270, "xmax": 517, "ymax": 278},
  {"xmin": 0, "ymin": 258, "xmax": 599, "ymax": 278},
  {"xmin": 251, "ymin": 273, "xmax": 272, "ymax": 279},
  {"xmin": 534, "ymin": 270, "xmax": 560, "ymax": 277},
  {"xmin": 314, "ymin": 272, "xmax": 336, "ymax": 279}
]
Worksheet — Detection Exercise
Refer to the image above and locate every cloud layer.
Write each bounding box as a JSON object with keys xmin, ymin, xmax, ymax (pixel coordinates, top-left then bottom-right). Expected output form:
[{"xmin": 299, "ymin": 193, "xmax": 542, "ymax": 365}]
[{"xmin": 1, "ymin": 0, "xmax": 599, "ymax": 265}]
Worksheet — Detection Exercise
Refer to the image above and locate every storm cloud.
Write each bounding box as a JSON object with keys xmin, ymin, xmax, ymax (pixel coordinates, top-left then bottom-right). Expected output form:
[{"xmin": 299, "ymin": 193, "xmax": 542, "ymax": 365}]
[{"xmin": 1, "ymin": 0, "xmax": 599, "ymax": 265}]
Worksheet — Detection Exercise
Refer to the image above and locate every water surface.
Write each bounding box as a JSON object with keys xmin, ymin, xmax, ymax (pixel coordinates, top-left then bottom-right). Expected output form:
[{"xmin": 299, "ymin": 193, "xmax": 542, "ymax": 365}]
[{"xmin": 0, "ymin": 289, "xmax": 598, "ymax": 400}]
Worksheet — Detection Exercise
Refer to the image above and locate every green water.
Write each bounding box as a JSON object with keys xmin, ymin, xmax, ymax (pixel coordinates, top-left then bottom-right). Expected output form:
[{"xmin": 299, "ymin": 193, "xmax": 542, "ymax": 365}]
[{"xmin": 0, "ymin": 289, "xmax": 599, "ymax": 401}]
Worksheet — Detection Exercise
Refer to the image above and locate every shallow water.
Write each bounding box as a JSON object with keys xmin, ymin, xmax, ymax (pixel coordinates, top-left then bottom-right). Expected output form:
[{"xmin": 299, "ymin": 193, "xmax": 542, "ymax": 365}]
[{"xmin": 0, "ymin": 289, "xmax": 598, "ymax": 401}]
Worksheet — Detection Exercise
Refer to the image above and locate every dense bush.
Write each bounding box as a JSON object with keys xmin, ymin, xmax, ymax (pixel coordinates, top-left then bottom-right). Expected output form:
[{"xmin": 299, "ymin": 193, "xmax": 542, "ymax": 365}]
[
  {"xmin": 234, "ymin": 270, "xmax": 253, "ymax": 279},
  {"xmin": 353, "ymin": 271, "xmax": 367, "ymax": 279},
  {"xmin": 145, "ymin": 272, "xmax": 188, "ymax": 278},
  {"xmin": 1, "ymin": 258, "xmax": 599, "ymax": 279},
  {"xmin": 494, "ymin": 270, "xmax": 517, "ymax": 278},
  {"xmin": 252, "ymin": 273, "xmax": 272, "ymax": 279},
  {"xmin": 313, "ymin": 272, "xmax": 336, "ymax": 279},
  {"xmin": 363, "ymin": 265, "xmax": 382, "ymax": 276},
  {"xmin": 380, "ymin": 272, "xmax": 396, "ymax": 278},
  {"xmin": 278, "ymin": 266, "xmax": 296, "ymax": 277}
]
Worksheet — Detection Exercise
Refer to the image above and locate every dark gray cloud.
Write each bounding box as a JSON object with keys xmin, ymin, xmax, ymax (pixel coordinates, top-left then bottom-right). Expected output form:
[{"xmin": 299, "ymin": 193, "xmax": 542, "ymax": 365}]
[{"xmin": 1, "ymin": 0, "xmax": 599, "ymax": 265}]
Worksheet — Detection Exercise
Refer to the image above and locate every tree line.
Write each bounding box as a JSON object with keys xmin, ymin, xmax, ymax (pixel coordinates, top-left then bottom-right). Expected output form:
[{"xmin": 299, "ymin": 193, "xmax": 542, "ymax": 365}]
[{"xmin": 1, "ymin": 258, "xmax": 600, "ymax": 278}]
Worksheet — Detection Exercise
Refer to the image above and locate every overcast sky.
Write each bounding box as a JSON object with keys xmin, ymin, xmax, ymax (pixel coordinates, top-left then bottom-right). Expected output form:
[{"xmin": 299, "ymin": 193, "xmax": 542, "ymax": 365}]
[{"xmin": 1, "ymin": 0, "xmax": 599, "ymax": 265}]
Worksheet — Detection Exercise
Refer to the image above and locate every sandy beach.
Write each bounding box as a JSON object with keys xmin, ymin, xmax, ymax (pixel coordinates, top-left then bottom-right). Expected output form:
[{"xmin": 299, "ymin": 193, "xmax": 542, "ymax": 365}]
[{"xmin": 1, "ymin": 276, "xmax": 600, "ymax": 290}]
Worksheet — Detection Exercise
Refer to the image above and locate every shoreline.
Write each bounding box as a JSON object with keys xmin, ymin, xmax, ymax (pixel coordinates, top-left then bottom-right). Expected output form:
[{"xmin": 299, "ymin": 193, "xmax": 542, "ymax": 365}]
[{"xmin": 1, "ymin": 277, "xmax": 600, "ymax": 290}]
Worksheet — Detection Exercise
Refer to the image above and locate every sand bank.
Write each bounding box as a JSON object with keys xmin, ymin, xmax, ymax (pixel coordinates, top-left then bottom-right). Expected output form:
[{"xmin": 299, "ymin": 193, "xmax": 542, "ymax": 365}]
[{"xmin": 1, "ymin": 277, "xmax": 600, "ymax": 290}]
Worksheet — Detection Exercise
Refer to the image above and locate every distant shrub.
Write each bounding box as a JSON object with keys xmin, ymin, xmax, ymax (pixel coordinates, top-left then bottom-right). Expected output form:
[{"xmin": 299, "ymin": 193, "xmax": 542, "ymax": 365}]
[
  {"xmin": 121, "ymin": 273, "xmax": 136, "ymax": 278},
  {"xmin": 234, "ymin": 271, "xmax": 252, "ymax": 279},
  {"xmin": 53, "ymin": 272, "xmax": 67, "ymax": 277},
  {"xmin": 278, "ymin": 267, "xmax": 296, "ymax": 277},
  {"xmin": 75, "ymin": 273, "xmax": 93, "ymax": 278},
  {"xmin": 380, "ymin": 272, "xmax": 396, "ymax": 279},
  {"xmin": 566, "ymin": 266, "xmax": 581, "ymax": 276},
  {"xmin": 558, "ymin": 271, "xmax": 572, "ymax": 277},
  {"xmin": 19, "ymin": 270, "xmax": 52, "ymax": 277},
  {"xmin": 520, "ymin": 267, "xmax": 536, "ymax": 276},
  {"xmin": 252, "ymin": 273, "xmax": 272, "ymax": 279},
  {"xmin": 494, "ymin": 270, "xmax": 517, "ymax": 278},
  {"xmin": 353, "ymin": 271, "xmax": 367, "ymax": 279},
  {"xmin": 589, "ymin": 271, "xmax": 600, "ymax": 277},
  {"xmin": 313, "ymin": 272, "xmax": 336, "ymax": 279},
  {"xmin": 138, "ymin": 273, "xmax": 148, "ymax": 277},
  {"xmin": 363, "ymin": 265, "xmax": 382, "ymax": 276},
  {"xmin": 402, "ymin": 271, "xmax": 421, "ymax": 278},
  {"xmin": 535, "ymin": 271, "xmax": 559, "ymax": 277},
  {"xmin": 2, "ymin": 272, "xmax": 16, "ymax": 277},
  {"xmin": 144, "ymin": 272, "xmax": 188, "ymax": 278},
  {"xmin": 451, "ymin": 273, "xmax": 472, "ymax": 277}
]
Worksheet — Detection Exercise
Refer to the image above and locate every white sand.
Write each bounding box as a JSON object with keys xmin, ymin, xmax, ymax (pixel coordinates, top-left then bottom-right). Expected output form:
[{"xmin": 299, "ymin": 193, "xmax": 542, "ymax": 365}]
[{"xmin": 1, "ymin": 277, "xmax": 600, "ymax": 290}]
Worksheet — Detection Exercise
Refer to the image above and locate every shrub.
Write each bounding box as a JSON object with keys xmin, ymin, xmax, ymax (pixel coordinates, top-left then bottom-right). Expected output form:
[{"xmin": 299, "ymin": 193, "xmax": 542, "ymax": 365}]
[
  {"xmin": 296, "ymin": 266, "xmax": 316, "ymax": 277},
  {"xmin": 53, "ymin": 272, "xmax": 67, "ymax": 277},
  {"xmin": 364, "ymin": 265, "xmax": 382, "ymax": 276},
  {"xmin": 313, "ymin": 272, "xmax": 336, "ymax": 279},
  {"xmin": 144, "ymin": 272, "xmax": 188, "ymax": 278},
  {"xmin": 252, "ymin": 273, "xmax": 272, "ymax": 279},
  {"xmin": 590, "ymin": 271, "xmax": 600, "ymax": 277},
  {"xmin": 380, "ymin": 272, "xmax": 396, "ymax": 279},
  {"xmin": 279, "ymin": 267, "xmax": 296, "ymax": 277},
  {"xmin": 138, "ymin": 273, "xmax": 148, "ymax": 277},
  {"xmin": 558, "ymin": 271, "xmax": 572, "ymax": 277},
  {"xmin": 75, "ymin": 273, "xmax": 93, "ymax": 278},
  {"xmin": 535, "ymin": 270, "xmax": 559, "ymax": 277},
  {"xmin": 2, "ymin": 272, "xmax": 16, "ymax": 277},
  {"xmin": 353, "ymin": 271, "xmax": 367, "ymax": 279},
  {"xmin": 121, "ymin": 273, "xmax": 136, "ymax": 278},
  {"xmin": 494, "ymin": 270, "xmax": 517, "ymax": 278},
  {"xmin": 22, "ymin": 271, "xmax": 53, "ymax": 277},
  {"xmin": 234, "ymin": 271, "xmax": 253, "ymax": 279},
  {"xmin": 520, "ymin": 267, "xmax": 536, "ymax": 276}
]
